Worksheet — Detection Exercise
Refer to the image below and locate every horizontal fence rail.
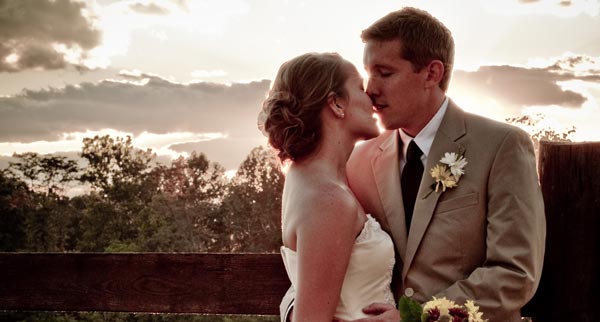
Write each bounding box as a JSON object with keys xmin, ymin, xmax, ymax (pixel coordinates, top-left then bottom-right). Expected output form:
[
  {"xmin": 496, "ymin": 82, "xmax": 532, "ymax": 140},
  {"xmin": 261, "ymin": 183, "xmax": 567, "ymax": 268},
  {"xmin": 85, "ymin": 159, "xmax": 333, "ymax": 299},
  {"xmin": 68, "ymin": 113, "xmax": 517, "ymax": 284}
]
[{"xmin": 0, "ymin": 253, "xmax": 289, "ymax": 315}]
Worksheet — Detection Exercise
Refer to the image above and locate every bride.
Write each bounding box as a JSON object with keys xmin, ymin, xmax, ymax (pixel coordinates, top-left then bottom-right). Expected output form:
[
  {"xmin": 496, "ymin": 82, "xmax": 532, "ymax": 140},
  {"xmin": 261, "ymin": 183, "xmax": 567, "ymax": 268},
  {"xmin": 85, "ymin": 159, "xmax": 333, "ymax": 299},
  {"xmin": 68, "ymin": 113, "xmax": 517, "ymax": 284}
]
[{"xmin": 259, "ymin": 52, "xmax": 399, "ymax": 322}]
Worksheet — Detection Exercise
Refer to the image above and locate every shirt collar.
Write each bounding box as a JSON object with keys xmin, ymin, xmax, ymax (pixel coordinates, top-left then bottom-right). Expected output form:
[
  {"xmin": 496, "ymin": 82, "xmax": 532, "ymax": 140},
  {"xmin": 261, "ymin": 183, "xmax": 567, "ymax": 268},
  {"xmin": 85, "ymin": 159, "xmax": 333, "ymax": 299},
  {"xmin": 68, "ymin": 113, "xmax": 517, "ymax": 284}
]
[{"xmin": 398, "ymin": 96, "xmax": 449, "ymax": 160}]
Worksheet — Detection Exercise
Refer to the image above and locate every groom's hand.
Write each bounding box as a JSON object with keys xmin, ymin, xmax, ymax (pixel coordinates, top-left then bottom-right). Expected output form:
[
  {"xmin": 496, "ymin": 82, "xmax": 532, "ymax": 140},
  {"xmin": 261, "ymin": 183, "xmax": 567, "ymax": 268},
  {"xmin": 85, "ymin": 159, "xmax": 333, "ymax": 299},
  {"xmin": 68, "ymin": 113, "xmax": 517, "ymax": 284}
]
[{"xmin": 348, "ymin": 303, "xmax": 400, "ymax": 322}]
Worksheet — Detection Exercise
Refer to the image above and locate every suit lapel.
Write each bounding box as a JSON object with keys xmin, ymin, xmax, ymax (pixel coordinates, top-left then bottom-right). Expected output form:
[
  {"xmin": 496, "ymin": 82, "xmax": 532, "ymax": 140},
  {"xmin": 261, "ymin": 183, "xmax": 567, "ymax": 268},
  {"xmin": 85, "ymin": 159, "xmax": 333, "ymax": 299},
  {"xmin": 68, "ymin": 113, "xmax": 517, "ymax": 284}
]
[
  {"xmin": 402, "ymin": 101, "xmax": 467, "ymax": 279},
  {"xmin": 372, "ymin": 131, "xmax": 408, "ymax": 259}
]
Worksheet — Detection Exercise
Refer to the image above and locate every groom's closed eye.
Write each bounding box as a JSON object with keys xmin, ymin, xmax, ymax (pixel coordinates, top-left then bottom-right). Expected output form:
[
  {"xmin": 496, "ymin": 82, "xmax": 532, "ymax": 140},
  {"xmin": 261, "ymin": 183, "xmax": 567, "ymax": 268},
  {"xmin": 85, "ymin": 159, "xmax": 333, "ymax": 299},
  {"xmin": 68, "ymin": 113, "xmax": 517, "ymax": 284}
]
[{"xmin": 378, "ymin": 70, "xmax": 392, "ymax": 77}]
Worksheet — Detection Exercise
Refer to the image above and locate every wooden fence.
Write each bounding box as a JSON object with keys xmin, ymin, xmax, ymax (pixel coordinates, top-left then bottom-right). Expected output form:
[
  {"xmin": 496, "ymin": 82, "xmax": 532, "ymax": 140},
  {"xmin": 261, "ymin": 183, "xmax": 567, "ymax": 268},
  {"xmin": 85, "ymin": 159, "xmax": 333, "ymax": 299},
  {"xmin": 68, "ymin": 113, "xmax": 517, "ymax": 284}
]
[
  {"xmin": 0, "ymin": 253, "xmax": 289, "ymax": 315},
  {"xmin": 1, "ymin": 141, "xmax": 599, "ymax": 321},
  {"xmin": 523, "ymin": 141, "xmax": 599, "ymax": 322}
]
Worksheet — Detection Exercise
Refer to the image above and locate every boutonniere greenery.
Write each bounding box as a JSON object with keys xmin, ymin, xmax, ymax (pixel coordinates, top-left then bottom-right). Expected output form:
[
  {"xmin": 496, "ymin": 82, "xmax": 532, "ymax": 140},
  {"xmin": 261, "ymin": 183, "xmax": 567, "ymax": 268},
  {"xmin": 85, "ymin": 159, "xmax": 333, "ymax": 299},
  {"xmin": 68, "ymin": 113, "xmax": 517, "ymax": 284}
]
[{"xmin": 430, "ymin": 152, "xmax": 467, "ymax": 193}]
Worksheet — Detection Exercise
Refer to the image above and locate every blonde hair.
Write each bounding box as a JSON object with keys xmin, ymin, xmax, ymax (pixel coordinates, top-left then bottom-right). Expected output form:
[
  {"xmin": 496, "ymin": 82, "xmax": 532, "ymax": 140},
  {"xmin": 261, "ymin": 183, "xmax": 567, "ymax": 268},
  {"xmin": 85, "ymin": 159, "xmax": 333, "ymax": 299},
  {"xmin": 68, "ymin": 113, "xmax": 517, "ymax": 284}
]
[{"xmin": 361, "ymin": 7, "xmax": 454, "ymax": 92}]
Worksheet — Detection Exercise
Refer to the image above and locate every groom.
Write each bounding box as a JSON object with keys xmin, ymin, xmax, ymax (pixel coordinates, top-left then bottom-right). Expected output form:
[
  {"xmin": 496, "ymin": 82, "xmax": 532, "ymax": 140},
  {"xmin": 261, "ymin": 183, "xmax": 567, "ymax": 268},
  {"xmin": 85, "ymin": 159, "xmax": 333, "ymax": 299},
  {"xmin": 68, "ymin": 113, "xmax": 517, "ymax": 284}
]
[
  {"xmin": 345, "ymin": 7, "xmax": 546, "ymax": 322},
  {"xmin": 280, "ymin": 7, "xmax": 545, "ymax": 322}
]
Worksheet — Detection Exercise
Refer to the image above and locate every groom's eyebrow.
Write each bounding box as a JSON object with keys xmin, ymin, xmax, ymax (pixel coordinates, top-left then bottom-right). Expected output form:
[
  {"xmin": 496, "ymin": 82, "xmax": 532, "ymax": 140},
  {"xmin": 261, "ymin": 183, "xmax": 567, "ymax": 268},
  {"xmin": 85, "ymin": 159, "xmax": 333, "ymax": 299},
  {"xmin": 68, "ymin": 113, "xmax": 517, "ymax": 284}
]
[
  {"xmin": 373, "ymin": 63, "xmax": 394, "ymax": 70},
  {"xmin": 366, "ymin": 62, "xmax": 392, "ymax": 70}
]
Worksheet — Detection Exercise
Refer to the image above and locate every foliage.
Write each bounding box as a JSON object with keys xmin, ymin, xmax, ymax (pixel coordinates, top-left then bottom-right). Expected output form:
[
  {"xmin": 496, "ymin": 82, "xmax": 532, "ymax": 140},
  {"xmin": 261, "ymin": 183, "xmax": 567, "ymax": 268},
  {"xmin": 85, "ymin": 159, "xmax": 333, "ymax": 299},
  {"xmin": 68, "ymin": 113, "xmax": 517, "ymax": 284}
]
[
  {"xmin": 80, "ymin": 135, "xmax": 155, "ymax": 195},
  {"xmin": 0, "ymin": 169, "xmax": 30, "ymax": 251},
  {"xmin": 9, "ymin": 152, "xmax": 79, "ymax": 196},
  {"xmin": 506, "ymin": 113, "xmax": 576, "ymax": 156},
  {"xmin": 146, "ymin": 152, "xmax": 228, "ymax": 252},
  {"xmin": 220, "ymin": 146, "xmax": 284, "ymax": 252},
  {"xmin": 0, "ymin": 135, "xmax": 284, "ymax": 254},
  {"xmin": 398, "ymin": 296, "xmax": 424, "ymax": 322}
]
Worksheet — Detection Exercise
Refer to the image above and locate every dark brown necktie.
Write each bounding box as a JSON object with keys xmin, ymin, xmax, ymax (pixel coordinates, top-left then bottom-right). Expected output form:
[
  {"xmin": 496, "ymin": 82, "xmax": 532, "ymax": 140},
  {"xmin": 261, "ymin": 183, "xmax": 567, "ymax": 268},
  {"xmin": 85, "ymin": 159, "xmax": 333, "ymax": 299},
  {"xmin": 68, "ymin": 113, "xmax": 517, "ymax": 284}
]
[{"xmin": 401, "ymin": 140, "xmax": 424, "ymax": 232}]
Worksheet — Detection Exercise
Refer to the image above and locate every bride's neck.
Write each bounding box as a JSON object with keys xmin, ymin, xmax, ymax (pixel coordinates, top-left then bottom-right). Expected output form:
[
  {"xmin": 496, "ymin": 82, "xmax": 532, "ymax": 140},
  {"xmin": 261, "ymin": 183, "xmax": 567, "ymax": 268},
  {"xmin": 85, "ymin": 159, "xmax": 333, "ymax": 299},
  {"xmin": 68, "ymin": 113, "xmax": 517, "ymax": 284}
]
[{"xmin": 293, "ymin": 136, "xmax": 355, "ymax": 181}]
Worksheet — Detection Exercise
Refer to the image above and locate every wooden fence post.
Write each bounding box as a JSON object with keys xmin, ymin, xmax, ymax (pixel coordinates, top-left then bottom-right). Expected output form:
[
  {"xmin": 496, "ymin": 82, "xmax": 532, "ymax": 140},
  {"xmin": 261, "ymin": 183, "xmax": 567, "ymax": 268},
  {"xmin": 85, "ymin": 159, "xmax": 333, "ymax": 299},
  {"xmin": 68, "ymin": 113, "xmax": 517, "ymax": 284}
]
[{"xmin": 524, "ymin": 141, "xmax": 600, "ymax": 322}]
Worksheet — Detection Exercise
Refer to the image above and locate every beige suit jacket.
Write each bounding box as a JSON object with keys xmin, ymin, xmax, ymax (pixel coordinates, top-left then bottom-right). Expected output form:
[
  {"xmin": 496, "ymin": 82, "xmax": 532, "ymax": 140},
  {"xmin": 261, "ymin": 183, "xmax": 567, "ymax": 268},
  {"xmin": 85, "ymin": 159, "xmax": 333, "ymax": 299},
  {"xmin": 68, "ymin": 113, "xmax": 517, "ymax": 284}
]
[
  {"xmin": 279, "ymin": 101, "xmax": 545, "ymax": 322},
  {"xmin": 345, "ymin": 101, "xmax": 545, "ymax": 322}
]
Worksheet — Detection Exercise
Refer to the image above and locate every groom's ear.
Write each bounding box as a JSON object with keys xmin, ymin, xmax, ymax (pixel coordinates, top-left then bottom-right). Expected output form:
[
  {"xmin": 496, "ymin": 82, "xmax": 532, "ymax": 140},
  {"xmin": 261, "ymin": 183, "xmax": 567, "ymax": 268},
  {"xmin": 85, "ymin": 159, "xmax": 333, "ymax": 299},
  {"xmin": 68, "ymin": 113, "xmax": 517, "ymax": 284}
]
[
  {"xmin": 326, "ymin": 91, "xmax": 345, "ymax": 119},
  {"xmin": 424, "ymin": 60, "xmax": 444, "ymax": 89}
]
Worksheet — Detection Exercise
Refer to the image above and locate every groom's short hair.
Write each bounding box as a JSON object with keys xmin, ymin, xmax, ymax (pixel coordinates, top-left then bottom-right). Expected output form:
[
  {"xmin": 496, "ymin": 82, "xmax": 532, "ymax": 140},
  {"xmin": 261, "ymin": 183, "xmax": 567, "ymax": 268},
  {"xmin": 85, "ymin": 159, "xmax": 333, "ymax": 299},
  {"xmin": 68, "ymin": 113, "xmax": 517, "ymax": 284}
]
[{"xmin": 361, "ymin": 7, "xmax": 455, "ymax": 92}]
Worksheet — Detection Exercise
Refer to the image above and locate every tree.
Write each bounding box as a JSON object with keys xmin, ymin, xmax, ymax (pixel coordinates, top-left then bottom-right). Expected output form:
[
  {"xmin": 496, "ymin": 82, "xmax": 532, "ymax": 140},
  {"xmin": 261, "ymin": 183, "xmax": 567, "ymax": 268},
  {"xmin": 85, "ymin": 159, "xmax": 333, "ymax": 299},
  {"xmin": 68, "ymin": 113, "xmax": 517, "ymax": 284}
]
[
  {"xmin": 9, "ymin": 152, "xmax": 79, "ymax": 196},
  {"xmin": 80, "ymin": 135, "xmax": 154, "ymax": 195},
  {"xmin": 220, "ymin": 146, "xmax": 284, "ymax": 252},
  {"xmin": 506, "ymin": 113, "xmax": 576, "ymax": 156},
  {"xmin": 0, "ymin": 170, "xmax": 31, "ymax": 251},
  {"xmin": 146, "ymin": 152, "xmax": 228, "ymax": 252},
  {"xmin": 77, "ymin": 135, "xmax": 158, "ymax": 251},
  {"xmin": 21, "ymin": 194, "xmax": 81, "ymax": 252},
  {"xmin": 5, "ymin": 154, "xmax": 80, "ymax": 252}
]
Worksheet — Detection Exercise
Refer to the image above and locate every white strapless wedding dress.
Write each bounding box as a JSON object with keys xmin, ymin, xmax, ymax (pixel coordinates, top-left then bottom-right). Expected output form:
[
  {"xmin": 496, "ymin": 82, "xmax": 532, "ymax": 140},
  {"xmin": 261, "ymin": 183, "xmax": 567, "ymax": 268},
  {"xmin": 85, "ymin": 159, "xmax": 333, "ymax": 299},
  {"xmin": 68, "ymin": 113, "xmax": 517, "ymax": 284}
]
[{"xmin": 280, "ymin": 215, "xmax": 396, "ymax": 321}]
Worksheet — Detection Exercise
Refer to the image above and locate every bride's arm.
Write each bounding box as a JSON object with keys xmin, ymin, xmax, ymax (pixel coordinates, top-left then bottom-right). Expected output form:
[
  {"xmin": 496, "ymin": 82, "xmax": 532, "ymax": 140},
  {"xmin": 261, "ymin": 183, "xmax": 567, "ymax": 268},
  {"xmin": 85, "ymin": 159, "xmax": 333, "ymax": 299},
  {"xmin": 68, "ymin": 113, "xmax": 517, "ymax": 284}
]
[{"xmin": 292, "ymin": 186, "xmax": 361, "ymax": 322}]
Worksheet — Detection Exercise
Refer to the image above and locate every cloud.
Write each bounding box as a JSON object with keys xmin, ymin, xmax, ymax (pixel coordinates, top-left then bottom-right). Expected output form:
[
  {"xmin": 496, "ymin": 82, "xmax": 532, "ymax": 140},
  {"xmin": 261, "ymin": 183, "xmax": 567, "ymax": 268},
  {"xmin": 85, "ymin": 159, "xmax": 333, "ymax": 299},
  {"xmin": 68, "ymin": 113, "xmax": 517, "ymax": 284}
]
[
  {"xmin": 129, "ymin": 2, "xmax": 170, "ymax": 15},
  {"xmin": 451, "ymin": 54, "xmax": 600, "ymax": 112},
  {"xmin": 0, "ymin": 0, "xmax": 101, "ymax": 72},
  {"xmin": 453, "ymin": 66, "xmax": 585, "ymax": 110},
  {"xmin": 170, "ymin": 0, "xmax": 189, "ymax": 11},
  {"xmin": 485, "ymin": 0, "xmax": 599, "ymax": 17},
  {"xmin": 0, "ymin": 74, "xmax": 270, "ymax": 168},
  {"xmin": 518, "ymin": 0, "xmax": 575, "ymax": 6},
  {"xmin": 547, "ymin": 54, "xmax": 600, "ymax": 77},
  {"xmin": 449, "ymin": 54, "xmax": 600, "ymax": 142},
  {"xmin": 3, "ymin": 53, "xmax": 599, "ymax": 168},
  {"xmin": 0, "ymin": 129, "xmax": 223, "ymax": 156},
  {"xmin": 0, "ymin": 74, "xmax": 270, "ymax": 142},
  {"xmin": 559, "ymin": 1, "xmax": 573, "ymax": 7},
  {"xmin": 170, "ymin": 137, "xmax": 267, "ymax": 170},
  {"xmin": 191, "ymin": 70, "xmax": 228, "ymax": 78}
]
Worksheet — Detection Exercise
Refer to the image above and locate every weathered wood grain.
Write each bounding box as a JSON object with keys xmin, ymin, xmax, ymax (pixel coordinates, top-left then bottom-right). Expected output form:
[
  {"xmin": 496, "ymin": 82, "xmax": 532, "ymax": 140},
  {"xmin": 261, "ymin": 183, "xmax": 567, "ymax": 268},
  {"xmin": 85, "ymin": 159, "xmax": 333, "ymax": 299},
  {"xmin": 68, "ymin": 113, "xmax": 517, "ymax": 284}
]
[
  {"xmin": 527, "ymin": 141, "xmax": 600, "ymax": 322},
  {"xmin": 0, "ymin": 253, "xmax": 290, "ymax": 315}
]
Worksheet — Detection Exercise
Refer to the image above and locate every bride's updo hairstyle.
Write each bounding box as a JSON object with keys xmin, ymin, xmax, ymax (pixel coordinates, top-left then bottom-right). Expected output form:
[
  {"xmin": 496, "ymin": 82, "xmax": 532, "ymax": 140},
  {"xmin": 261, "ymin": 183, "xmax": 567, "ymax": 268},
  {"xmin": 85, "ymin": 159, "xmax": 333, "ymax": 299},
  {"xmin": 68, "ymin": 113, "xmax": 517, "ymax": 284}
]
[{"xmin": 260, "ymin": 53, "xmax": 349, "ymax": 162}]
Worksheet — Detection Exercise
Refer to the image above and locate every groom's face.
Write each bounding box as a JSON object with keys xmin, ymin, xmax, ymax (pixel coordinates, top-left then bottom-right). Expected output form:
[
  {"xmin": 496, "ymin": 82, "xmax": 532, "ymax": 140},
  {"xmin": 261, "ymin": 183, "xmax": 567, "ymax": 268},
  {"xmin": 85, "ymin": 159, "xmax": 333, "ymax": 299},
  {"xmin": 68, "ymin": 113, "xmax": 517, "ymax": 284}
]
[{"xmin": 363, "ymin": 39, "xmax": 429, "ymax": 136}]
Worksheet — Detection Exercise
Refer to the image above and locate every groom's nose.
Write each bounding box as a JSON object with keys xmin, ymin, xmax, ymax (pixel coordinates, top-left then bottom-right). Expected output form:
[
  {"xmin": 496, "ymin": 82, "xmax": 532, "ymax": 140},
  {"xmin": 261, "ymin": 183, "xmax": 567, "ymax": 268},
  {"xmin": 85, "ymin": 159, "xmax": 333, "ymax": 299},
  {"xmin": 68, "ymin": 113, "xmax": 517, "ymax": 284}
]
[{"xmin": 365, "ymin": 78, "xmax": 379, "ymax": 100}]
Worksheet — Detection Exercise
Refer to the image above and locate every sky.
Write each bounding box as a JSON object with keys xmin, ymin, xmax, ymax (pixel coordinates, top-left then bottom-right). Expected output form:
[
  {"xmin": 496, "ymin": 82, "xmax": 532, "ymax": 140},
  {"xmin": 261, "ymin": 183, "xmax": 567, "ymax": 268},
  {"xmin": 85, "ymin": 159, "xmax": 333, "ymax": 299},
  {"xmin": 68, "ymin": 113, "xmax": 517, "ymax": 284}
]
[{"xmin": 1, "ymin": 0, "xmax": 599, "ymax": 173}]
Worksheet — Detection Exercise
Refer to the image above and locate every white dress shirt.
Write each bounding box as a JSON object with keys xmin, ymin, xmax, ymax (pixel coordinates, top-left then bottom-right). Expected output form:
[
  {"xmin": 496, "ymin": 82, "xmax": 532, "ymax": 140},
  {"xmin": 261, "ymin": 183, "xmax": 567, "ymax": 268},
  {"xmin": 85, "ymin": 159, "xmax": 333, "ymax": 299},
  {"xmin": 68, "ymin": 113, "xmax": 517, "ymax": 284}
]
[{"xmin": 398, "ymin": 96, "xmax": 449, "ymax": 169}]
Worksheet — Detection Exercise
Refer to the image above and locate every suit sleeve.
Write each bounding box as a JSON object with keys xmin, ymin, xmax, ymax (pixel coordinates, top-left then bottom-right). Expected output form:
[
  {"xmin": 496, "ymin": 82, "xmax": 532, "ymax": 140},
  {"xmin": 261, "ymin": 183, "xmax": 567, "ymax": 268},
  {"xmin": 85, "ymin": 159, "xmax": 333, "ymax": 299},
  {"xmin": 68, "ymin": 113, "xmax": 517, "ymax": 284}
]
[{"xmin": 437, "ymin": 129, "xmax": 546, "ymax": 321}]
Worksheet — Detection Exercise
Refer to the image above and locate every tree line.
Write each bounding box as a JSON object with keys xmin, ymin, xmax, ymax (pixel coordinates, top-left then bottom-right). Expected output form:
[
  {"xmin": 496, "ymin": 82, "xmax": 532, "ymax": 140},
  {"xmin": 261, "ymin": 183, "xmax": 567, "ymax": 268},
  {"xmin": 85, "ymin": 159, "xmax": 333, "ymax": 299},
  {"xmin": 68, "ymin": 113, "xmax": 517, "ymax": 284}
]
[
  {"xmin": 1, "ymin": 135, "xmax": 284, "ymax": 254},
  {"xmin": 0, "ymin": 115, "xmax": 573, "ymax": 254}
]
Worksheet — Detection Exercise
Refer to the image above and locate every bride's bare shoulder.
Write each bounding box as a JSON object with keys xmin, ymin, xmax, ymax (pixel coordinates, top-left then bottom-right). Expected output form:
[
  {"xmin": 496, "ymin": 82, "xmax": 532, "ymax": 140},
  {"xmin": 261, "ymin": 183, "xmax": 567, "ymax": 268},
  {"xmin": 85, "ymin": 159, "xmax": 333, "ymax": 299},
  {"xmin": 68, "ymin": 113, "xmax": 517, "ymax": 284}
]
[
  {"xmin": 286, "ymin": 170, "xmax": 356, "ymax": 211},
  {"xmin": 290, "ymin": 178, "xmax": 358, "ymax": 225}
]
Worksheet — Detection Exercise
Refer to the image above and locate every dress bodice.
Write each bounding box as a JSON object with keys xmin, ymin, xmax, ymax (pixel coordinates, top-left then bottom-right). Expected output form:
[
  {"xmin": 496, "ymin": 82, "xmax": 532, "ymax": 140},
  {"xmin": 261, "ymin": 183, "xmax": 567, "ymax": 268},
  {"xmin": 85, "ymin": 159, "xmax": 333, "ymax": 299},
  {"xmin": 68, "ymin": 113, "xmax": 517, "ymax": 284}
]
[{"xmin": 280, "ymin": 215, "xmax": 396, "ymax": 321}]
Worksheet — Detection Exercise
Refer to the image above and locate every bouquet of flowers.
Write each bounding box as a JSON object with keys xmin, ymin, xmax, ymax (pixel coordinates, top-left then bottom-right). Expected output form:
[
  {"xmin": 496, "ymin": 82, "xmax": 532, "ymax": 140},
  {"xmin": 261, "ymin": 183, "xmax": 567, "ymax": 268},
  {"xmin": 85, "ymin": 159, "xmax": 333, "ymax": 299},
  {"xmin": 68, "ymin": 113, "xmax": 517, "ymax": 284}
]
[{"xmin": 398, "ymin": 296, "xmax": 487, "ymax": 322}]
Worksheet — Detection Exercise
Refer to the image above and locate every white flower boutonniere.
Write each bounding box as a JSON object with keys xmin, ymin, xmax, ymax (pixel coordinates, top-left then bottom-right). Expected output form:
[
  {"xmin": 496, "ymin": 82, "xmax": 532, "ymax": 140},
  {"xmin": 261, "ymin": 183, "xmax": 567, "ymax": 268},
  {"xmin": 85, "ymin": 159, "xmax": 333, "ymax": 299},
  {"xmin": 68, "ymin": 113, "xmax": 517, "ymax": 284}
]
[{"xmin": 430, "ymin": 152, "xmax": 467, "ymax": 192}]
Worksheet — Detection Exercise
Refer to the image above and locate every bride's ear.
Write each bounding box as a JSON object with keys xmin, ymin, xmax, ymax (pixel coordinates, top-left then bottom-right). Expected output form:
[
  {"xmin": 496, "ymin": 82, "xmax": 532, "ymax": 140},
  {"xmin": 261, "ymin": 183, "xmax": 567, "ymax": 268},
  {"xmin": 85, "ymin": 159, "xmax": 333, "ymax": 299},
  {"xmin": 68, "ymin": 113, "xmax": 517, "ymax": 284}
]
[{"xmin": 326, "ymin": 92, "xmax": 345, "ymax": 119}]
